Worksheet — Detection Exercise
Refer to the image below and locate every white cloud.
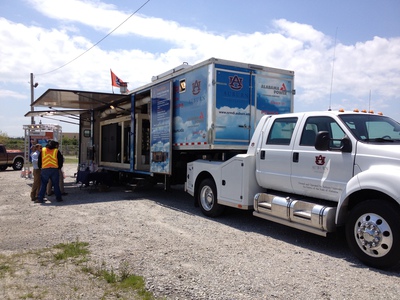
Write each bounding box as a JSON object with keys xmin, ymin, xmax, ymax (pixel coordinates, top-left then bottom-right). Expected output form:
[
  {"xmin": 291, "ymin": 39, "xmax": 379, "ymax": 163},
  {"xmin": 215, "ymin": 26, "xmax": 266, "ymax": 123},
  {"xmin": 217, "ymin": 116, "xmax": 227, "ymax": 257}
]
[{"xmin": 0, "ymin": 0, "xmax": 399, "ymax": 137}]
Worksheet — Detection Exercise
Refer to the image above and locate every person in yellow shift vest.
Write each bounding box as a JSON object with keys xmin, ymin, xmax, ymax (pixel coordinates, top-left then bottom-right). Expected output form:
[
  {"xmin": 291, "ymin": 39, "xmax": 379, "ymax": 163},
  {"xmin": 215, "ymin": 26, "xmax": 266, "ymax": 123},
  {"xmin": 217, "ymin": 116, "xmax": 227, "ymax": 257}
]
[{"xmin": 35, "ymin": 140, "xmax": 64, "ymax": 203}]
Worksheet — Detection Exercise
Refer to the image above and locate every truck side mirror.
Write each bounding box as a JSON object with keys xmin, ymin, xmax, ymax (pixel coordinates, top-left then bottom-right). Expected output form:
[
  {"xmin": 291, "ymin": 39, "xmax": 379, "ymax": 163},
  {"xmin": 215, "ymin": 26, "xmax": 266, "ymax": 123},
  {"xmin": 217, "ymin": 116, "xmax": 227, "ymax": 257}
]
[
  {"xmin": 315, "ymin": 131, "xmax": 330, "ymax": 150},
  {"xmin": 340, "ymin": 136, "xmax": 352, "ymax": 153},
  {"xmin": 315, "ymin": 132, "xmax": 352, "ymax": 153}
]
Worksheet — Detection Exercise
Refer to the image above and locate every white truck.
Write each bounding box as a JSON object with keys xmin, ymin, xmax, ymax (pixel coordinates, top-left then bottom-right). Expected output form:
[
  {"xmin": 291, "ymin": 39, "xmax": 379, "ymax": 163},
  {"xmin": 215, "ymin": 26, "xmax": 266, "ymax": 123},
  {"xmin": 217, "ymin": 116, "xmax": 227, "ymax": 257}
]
[{"xmin": 186, "ymin": 110, "xmax": 400, "ymax": 268}]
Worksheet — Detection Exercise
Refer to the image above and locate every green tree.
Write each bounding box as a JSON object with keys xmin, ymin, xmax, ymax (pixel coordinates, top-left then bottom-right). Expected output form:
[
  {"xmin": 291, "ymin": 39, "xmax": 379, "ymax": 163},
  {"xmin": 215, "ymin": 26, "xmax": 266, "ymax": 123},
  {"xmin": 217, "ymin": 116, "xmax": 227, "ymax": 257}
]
[
  {"xmin": 7, "ymin": 138, "xmax": 24, "ymax": 150},
  {"xmin": 0, "ymin": 131, "xmax": 9, "ymax": 145},
  {"xmin": 62, "ymin": 136, "xmax": 78, "ymax": 146}
]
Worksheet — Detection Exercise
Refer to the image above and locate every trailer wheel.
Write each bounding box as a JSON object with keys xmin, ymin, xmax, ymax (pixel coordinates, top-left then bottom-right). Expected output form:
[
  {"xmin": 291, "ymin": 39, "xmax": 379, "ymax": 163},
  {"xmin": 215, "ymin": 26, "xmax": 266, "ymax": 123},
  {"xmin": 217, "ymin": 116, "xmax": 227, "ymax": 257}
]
[
  {"xmin": 345, "ymin": 199, "xmax": 400, "ymax": 268},
  {"xmin": 198, "ymin": 178, "xmax": 225, "ymax": 217},
  {"xmin": 0, "ymin": 165, "xmax": 7, "ymax": 171},
  {"xmin": 12, "ymin": 158, "xmax": 23, "ymax": 170}
]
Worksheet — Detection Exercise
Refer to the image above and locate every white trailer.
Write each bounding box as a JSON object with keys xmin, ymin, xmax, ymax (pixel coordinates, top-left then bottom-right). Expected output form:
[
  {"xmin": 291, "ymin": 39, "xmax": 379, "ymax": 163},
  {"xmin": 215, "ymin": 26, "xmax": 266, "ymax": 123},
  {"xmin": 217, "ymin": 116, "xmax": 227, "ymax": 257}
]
[
  {"xmin": 28, "ymin": 58, "xmax": 295, "ymax": 185},
  {"xmin": 81, "ymin": 58, "xmax": 295, "ymax": 184}
]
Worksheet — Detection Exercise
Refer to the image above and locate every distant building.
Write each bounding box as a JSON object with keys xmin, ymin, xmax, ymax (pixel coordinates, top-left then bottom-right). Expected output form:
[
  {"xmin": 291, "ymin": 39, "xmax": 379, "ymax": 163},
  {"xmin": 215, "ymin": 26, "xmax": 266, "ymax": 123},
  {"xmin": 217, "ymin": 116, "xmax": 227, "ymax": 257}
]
[{"xmin": 62, "ymin": 132, "xmax": 79, "ymax": 140}]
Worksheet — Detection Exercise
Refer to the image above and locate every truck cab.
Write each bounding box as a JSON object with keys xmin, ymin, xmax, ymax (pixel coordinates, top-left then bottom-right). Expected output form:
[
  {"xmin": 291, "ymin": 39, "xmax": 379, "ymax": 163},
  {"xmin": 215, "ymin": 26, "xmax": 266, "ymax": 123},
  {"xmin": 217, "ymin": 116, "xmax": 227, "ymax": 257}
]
[
  {"xmin": 256, "ymin": 111, "xmax": 355, "ymax": 201},
  {"xmin": 256, "ymin": 111, "xmax": 400, "ymax": 207}
]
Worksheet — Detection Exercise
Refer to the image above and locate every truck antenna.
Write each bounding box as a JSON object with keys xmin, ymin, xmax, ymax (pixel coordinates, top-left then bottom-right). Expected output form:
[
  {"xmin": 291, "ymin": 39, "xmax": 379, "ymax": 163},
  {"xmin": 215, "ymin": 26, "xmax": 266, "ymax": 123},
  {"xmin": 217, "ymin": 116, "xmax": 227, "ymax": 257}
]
[
  {"xmin": 329, "ymin": 28, "xmax": 338, "ymax": 111},
  {"xmin": 369, "ymin": 90, "xmax": 371, "ymax": 111}
]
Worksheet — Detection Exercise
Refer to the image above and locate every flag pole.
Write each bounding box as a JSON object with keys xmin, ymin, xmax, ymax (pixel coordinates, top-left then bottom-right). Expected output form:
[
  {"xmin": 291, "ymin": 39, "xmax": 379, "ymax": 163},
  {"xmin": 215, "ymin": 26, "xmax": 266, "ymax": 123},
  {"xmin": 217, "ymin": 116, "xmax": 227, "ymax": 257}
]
[{"xmin": 110, "ymin": 69, "xmax": 114, "ymax": 93}]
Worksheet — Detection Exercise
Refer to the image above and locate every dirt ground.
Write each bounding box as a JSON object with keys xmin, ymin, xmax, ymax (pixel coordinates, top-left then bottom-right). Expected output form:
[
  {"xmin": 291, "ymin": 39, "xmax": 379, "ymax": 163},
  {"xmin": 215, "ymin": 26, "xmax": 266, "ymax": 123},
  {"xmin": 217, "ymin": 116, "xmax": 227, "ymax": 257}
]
[{"xmin": 1, "ymin": 163, "xmax": 400, "ymax": 299}]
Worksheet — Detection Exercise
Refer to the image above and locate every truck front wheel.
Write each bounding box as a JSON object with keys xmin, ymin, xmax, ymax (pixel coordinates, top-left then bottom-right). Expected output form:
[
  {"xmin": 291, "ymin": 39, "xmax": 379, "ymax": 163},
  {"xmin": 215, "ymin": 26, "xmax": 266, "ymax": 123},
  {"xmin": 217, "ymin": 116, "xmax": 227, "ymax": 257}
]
[
  {"xmin": 12, "ymin": 159, "xmax": 23, "ymax": 170},
  {"xmin": 345, "ymin": 200, "xmax": 400, "ymax": 268},
  {"xmin": 197, "ymin": 178, "xmax": 225, "ymax": 217}
]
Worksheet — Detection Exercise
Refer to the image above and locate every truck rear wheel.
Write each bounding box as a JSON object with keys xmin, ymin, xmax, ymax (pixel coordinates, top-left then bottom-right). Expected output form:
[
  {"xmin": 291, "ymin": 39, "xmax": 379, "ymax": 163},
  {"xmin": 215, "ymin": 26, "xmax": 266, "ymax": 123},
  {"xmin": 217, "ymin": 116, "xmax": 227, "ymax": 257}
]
[
  {"xmin": 12, "ymin": 159, "xmax": 23, "ymax": 170},
  {"xmin": 345, "ymin": 200, "xmax": 400, "ymax": 268},
  {"xmin": 198, "ymin": 178, "xmax": 225, "ymax": 217}
]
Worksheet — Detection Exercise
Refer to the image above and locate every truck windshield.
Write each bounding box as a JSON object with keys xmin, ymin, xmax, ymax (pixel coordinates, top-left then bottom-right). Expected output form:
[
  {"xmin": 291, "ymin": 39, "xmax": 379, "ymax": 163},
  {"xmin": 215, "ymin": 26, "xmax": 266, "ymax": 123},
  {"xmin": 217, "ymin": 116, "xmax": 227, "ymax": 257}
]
[{"xmin": 339, "ymin": 114, "xmax": 400, "ymax": 142}]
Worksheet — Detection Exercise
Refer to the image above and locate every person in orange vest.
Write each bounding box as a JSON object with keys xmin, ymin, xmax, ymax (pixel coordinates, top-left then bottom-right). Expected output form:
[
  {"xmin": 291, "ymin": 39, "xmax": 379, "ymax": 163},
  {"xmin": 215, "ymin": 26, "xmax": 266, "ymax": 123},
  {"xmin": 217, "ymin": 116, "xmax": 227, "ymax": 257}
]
[
  {"xmin": 45, "ymin": 141, "xmax": 67, "ymax": 196},
  {"xmin": 35, "ymin": 140, "xmax": 64, "ymax": 203}
]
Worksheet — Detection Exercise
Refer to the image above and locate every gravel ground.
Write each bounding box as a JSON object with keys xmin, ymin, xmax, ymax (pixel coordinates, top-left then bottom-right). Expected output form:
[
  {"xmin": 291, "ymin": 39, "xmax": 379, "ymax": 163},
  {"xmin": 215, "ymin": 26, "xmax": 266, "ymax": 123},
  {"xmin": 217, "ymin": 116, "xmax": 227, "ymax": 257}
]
[{"xmin": 1, "ymin": 163, "xmax": 400, "ymax": 299}]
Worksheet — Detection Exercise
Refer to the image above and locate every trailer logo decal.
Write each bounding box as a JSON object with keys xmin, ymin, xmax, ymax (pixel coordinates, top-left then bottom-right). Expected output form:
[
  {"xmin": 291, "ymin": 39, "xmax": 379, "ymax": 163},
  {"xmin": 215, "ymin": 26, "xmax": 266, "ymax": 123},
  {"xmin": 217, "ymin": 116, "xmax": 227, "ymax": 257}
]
[
  {"xmin": 315, "ymin": 155, "xmax": 325, "ymax": 166},
  {"xmin": 229, "ymin": 75, "xmax": 243, "ymax": 90},
  {"xmin": 260, "ymin": 82, "xmax": 288, "ymax": 95},
  {"xmin": 192, "ymin": 80, "xmax": 201, "ymax": 95}
]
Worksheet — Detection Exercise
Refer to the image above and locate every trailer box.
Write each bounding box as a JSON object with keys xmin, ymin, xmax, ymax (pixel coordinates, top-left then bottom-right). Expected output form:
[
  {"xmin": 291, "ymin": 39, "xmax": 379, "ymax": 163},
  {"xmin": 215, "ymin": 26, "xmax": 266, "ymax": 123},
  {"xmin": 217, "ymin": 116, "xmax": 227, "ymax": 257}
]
[{"xmin": 86, "ymin": 58, "xmax": 295, "ymax": 182}]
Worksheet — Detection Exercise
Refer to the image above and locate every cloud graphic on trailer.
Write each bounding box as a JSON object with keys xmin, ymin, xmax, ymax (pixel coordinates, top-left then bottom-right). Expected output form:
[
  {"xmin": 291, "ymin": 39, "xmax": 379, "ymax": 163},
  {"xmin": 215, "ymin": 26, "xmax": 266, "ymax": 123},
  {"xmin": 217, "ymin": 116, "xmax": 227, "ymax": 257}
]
[
  {"xmin": 173, "ymin": 116, "xmax": 207, "ymax": 143},
  {"xmin": 215, "ymin": 105, "xmax": 271, "ymax": 138},
  {"xmin": 173, "ymin": 105, "xmax": 270, "ymax": 142},
  {"xmin": 214, "ymin": 107, "xmax": 245, "ymax": 139},
  {"xmin": 216, "ymin": 105, "xmax": 250, "ymax": 122}
]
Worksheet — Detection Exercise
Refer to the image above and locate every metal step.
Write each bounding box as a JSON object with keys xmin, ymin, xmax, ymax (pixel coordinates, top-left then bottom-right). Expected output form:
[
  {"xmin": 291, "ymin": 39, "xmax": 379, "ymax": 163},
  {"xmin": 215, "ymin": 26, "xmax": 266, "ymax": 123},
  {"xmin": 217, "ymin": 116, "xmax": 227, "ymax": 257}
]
[{"xmin": 253, "ymin": 193, "xmax": 337, "ymax": 236}]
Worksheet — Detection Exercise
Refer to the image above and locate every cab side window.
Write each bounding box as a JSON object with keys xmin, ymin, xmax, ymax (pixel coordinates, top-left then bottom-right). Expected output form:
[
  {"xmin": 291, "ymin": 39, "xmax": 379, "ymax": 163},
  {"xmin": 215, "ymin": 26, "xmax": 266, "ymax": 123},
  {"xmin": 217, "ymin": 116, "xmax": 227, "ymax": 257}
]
[
  {"xmin": 267, "ymin": 117, "xmax": 298, "ymax": 145},
  {"xmin": 300, "ymin": 116, "xmax": 346, "ymax": 147},
  {"xmin": 300, "ymin": 123, "xmax": 318, "ymax": 146}
]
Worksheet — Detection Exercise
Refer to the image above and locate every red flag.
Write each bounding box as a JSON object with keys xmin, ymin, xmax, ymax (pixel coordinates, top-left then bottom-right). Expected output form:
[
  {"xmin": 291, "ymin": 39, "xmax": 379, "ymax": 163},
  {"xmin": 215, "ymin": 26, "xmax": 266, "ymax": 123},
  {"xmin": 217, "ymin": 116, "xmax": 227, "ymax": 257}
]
[{"xmin": 110, "ymin": 69, "xmax": 125, "ymax": 87}]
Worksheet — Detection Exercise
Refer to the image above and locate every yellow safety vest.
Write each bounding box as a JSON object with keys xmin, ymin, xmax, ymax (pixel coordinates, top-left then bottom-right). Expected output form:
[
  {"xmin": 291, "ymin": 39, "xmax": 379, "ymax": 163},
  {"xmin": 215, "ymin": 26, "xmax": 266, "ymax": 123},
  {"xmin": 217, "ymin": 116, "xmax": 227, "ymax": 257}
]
[{"xmin": 42, "ymin": 148, "xmax": 59, "ymax": 169}]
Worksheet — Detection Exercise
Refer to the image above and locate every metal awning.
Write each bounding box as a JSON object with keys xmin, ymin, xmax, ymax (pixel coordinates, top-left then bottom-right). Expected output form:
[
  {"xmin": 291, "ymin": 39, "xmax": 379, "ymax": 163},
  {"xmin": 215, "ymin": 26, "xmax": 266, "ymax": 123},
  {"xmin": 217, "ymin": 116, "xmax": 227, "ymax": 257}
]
[
  {"xmin": 31, "ymin": 88, "xmax": 130, "ymax": 110},
  {"xmin": 24, "ymin": 109, "xmax": 87, "ymax": 125},
  {"xmin": 26, "ymin": 89, "xmax": 130, "ymax": 125},
  {"xmin": 25, "ymin": 109, "xmax": 87, "ymax": 117}
]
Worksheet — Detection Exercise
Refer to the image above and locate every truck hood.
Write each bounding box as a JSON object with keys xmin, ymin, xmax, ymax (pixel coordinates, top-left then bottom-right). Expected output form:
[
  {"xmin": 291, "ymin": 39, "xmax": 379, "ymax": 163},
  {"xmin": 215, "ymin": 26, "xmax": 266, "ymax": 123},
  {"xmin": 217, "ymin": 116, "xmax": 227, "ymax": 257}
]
[{"xmin": 355, "ymin": 142, "xmax": 400, "ymax": 172}]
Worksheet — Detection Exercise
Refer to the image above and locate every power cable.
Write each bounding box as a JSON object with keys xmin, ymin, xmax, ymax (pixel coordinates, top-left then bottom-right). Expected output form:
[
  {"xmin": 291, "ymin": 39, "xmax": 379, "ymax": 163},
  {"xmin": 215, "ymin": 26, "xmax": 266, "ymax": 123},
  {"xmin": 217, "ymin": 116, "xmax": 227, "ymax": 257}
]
[{"xmin": 36, "ymin": 0, "xmax": 151, "ymax": 76}]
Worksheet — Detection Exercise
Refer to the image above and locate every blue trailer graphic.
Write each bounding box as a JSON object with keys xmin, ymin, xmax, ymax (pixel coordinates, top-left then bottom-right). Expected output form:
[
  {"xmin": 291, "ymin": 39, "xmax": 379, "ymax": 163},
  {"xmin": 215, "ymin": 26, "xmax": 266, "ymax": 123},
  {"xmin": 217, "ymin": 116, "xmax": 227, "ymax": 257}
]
[
  {"xmin": 151, "ymin": 82, "xmax": 172, "ymax": 174},
  {"xmin": 168, "ymin": 61, "xmax": 294, "ymax": 149}
]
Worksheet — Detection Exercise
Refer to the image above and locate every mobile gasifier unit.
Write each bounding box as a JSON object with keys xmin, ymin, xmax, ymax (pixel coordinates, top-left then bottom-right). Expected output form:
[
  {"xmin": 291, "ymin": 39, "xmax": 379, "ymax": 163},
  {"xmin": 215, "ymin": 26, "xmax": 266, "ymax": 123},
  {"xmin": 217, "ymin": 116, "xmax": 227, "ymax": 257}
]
[
  {"xmin": 85, "ymin": 58, "xmax": 294, "ymax": 184},
  {"xmin": 32, "ymin": 58, "xmax": 295, "ymax": 185}
]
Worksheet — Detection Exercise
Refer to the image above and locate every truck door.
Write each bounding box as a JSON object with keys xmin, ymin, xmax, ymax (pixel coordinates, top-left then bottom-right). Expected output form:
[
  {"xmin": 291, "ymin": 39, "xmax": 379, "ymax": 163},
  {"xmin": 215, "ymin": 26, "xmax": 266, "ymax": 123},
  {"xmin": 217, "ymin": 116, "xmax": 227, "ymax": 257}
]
[
  {"xmin": 0, "ymin": 146, "xmax": 7, "ymax": 165},
  {"xmin": 291, "ymin": 116, "xmax": 354, "ymax": 201},
  {"xmin": 256, "ymin": 116, "xmax": 298, "ymax": 193}
]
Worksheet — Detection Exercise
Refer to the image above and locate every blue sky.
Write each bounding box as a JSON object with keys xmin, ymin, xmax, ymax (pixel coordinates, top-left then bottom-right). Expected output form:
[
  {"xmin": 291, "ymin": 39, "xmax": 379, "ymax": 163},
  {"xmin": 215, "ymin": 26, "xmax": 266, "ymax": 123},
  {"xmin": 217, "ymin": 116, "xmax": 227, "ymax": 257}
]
[{"xmin": 0, "ymin": 0, "xmax": 399, "ymax": 136}]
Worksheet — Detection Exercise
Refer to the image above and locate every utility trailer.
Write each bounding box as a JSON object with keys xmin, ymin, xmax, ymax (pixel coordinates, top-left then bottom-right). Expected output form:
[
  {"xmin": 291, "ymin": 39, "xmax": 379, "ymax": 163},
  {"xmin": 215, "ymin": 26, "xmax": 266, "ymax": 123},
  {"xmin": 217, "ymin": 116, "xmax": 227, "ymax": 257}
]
[
  {"xmin": 30, "ymin": 58, "xmax": 295, "ymax": 185},
  {"xmin": 81, "ymin": 58, "xmax": 294, "ymax": 184}
]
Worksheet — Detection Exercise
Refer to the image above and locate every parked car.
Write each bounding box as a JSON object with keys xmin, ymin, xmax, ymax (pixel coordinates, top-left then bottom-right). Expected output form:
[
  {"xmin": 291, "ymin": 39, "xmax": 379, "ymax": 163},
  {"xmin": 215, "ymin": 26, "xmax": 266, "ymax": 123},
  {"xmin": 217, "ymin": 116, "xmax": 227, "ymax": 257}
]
[{"xmin": 0, "ymin": 144, "xmax": 24, "ymax": 171}]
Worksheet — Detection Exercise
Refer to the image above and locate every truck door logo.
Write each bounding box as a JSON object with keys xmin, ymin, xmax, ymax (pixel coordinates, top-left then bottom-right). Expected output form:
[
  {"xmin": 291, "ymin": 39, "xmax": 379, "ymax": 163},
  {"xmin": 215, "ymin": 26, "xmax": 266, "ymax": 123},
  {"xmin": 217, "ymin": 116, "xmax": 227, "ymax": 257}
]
[
  {"xmin": 192, "ymin": 80, "xmax": 201, "ymax": 95},
  {"xmin": 229, "ymin": 75, "xmax": 243, "ymax": 90},
  {"xmin": 315, "ymin": 155, "xmax": 325, "ymax": 166}
]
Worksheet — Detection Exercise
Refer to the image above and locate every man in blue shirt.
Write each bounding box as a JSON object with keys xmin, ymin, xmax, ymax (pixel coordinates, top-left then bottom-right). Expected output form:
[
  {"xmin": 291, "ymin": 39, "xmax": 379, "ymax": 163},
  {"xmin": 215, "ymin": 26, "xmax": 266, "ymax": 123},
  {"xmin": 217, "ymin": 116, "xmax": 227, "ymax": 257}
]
[{"xmin": 30, "ymin": 144, "xmax": 42, "ymax": 201}]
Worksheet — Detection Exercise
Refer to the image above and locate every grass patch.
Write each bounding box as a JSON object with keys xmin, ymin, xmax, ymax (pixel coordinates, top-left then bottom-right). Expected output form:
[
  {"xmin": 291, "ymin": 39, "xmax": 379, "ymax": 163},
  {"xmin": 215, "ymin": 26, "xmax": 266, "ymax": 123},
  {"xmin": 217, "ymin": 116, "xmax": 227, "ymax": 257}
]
[
  {"xmin": 0, "ymin": 253, "xmax": 15, "ymax": 279},
  {"xmin": 86, "ymin": 261, "xmax": 156, "ymax": 300},
  {"xmin": 19, "ymin": 292, "xmax": 35, "ymax": 299},
  {"xmin": 53, "ymin": 240, "xmax": 90, "ymax": 261},
  {"xmin": 1, "ymin": 241, "xmax": 158, "ymax": 299},
  {"xmin": 0, "ymin": 262, "xmax": 11, "ymax": 278},
  {"xmin": 54, "ymin": 241, "xmax": 157, "ymax": 299}
]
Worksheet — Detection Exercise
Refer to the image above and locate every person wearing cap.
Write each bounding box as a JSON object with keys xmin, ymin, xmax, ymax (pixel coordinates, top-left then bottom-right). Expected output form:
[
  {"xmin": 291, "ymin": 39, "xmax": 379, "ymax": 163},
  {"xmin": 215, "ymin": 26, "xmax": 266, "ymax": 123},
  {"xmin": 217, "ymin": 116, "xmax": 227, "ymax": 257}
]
[
  {"xmin": 35, "ymin": 140, "xmax": 64, "ymax": 203},
  {"xmin": 46, "ymin": 141, "xmax": 67, "ymax": 196},
  {"xmin": 30, "ymin": 144, "xmax": 42, "ymax": 201}
]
